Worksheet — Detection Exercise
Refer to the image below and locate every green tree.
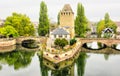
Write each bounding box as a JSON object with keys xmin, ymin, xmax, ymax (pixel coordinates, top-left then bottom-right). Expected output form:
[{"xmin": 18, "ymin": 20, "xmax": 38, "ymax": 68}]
[
  {"xmin": 0, "ymin": 50, "xmax": 35, "ymax": 70},
  {"xmin": 97, "ymin": 20, "xmax": 105, "ymax": 37},
  {"xmin": 38, "ymin": 55, "xmax": 48, "ymax": 76},
  {"xmin": 60, "ymin": 38, "xmax": 68, "ymax": 48},
  {"xmin": 4, "ymin": 12, "xmax": 35, "ymax": 36},
  {"xmin": 54, "ymin": 38, "xmax": 68, "ymax": 48},
  {"xmin": 57, "ymin": 12, "xmax": 60, "ymax": 25},
  {"xmin": 0, "ymin": 26, "xmax": 19, "ymax": 37},
  {"xmin": 105, "ymin": 13, "xmax": 110, "ymax": 26},
  {"xmin": 76, "ymin": 52, "xmax": 87, "ymax": 76},
  {"xmin": 75, "ymin": 3, "xmax": 89, "ymax": 37},
  {"xmin": 70, "ymin": 38, "xmax": 77, "ymax": 45},
  {"xmin": 54, "ymin": 38, "xmax": 61, "ymax": 47},
  {"xmin": 38, "ymin": 1, "xmax": 49, "ymax": 36},
  {"xmin": 97, "ymin": 13, "xmax": 117, "ymax": 37}
]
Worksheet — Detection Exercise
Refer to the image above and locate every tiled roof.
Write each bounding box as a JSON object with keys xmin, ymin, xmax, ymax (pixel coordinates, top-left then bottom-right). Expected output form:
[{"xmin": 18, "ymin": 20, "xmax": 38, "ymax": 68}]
[
  {"xmin": 102, "ymin": 28, "xmax": 113, "ymax": 33},
  {"xmin": 61, "ymin": 4, "xmax": 73, "ymax": 12},
  {"xmin": 51, "ymin": 27, "xmax": 69, "ymax": 35}
]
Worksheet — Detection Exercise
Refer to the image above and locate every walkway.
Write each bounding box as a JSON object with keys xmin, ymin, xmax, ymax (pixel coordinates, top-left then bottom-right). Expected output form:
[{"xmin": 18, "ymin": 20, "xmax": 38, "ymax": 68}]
[{"xmin": 43, "ymin": 42, "xmax": 81, "ymax": 63}]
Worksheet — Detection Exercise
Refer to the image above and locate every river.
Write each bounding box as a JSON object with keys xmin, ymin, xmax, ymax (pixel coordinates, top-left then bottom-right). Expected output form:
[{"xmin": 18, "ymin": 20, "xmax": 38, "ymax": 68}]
[{"xmin": 0, "ymin": 45, "xmax": 120, "ymax": 76}]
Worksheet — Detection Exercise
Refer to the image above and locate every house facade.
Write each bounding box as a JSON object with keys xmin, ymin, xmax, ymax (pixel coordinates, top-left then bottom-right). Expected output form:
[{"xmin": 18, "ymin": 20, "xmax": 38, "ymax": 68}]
[
  {"xmin": 101, "ymin": 28, "xmax": 115, "ymax": 38},
  {"xmin": 50, "ymin": 27, "xmax": 70, "ymax": 41}
]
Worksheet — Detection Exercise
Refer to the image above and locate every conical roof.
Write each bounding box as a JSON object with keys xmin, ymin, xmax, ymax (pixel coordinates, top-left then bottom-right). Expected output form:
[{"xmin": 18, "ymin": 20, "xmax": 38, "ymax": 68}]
[{"xmin": 62, "ymin": 4, "xmax": 73, "ymax": 12}]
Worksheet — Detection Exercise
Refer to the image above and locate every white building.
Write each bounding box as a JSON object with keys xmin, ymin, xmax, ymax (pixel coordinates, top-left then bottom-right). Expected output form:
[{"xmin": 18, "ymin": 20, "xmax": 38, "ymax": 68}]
[
  {"xmin": 50, "ymin": 27, "xmax": 70, "ymax": 40},
  {"xmin": 101, "ymin": 28, "xmax": 115, "ymax": 38}
]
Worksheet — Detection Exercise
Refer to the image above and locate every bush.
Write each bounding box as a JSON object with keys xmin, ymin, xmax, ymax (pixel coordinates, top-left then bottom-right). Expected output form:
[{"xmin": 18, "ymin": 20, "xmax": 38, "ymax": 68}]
[
  {"xmin": 70, "ymin": 38, "xmax": 77, "ymax": 45},
  {"xmin": 54, "ymin": 38, "xmax": 68, "ymax": 48}
]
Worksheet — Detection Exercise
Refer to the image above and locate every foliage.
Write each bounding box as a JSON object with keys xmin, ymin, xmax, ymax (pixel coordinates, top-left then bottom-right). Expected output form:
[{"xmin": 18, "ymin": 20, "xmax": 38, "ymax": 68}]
[
  {"xmin": 4, "ymin": 12, "xmax": 35, "ymax": 36},
  {"xmin": 38, "ymin": 1, "xmax": 49, "ymax": 36},
  {"xmin": 54, "ymin": 38, "xmax": 68, "ymax": 48},
  {"xmin": 22, "ymin": 39, "xmax": 39, "ymax": 49},
  {"xmin": 38, "ymin": 55, "xmax": 48, "ymax": 76},
  {"xmin": 76, "ymin": 52, "xmax": 87, "ymax": 76},
  {"xmin": 54, "ymin": 38, "xmax": 61, "ymax": 46},
  {"xmin": 0, "ymin": 50, "xmax": 35, "ymax": 70},
  {"xmin": 51, "ymin": 68, "xmax": 70, "ymax": 76},
  {"xmin": 0, "ymin": 25, "xmax": 19, "ymax": 37},
  {"xmin": 70, "ymin": 38, "xmax": 77, "ymax": 45},
  {"xmin": 57, "ymin": 12, "xmax": 60, "ymax": 25},
  {"xmin": 75, "ymin": 3, "xmax": 89, "ymax": 37},
  {"xmin": 97, "ymin": 20, "xmax": 105, "ymax": 37},
  {"xmin": 103, "ymin": 33, "xmax": 113, "ymax": 38},
  {"xmin": 97, "ymin": 13, "xmax": 117, "ymax": 37}
]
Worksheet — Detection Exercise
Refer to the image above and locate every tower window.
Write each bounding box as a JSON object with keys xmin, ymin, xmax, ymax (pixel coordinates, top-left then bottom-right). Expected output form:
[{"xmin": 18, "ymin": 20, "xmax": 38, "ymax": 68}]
[
  {"xmin": 66, "ymin": 12, "xmax": 68, "ymax": 15},
  {"xmin": 61, "ymin": 13, "xmax": 63, "ymax": 15},
  {"xmin": 64, "ymin": 12, "xmax": 65, "ymax": 15},
  {"xmin": 69, "ymin": 12, "xmax": 70, "ymax": 15}
]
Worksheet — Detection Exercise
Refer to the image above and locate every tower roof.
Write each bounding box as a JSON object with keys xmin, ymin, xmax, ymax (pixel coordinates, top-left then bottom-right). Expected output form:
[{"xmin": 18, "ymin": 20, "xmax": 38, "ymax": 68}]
[{"xmin": 61, "ymin": 4, "xmax": 73, "ymax": 12}]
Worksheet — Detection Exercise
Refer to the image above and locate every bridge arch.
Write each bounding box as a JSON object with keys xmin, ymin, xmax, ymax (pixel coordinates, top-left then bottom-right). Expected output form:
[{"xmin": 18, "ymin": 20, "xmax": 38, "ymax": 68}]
[
  {"xmin": 82, "ymin": 42, "xmax": 107, "ymax": 50},
  {"xmin": 79, "ymin": 38, "xmax": 120, "ymax": 47},
  {"xmin": 16, "ymin": 36, "xmax": 46, "ymax": 44}
]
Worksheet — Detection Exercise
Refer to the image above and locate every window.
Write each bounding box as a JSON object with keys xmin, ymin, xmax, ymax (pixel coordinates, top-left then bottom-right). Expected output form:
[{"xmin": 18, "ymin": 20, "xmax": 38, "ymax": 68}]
[
  {"xmin": 69, "ymin": 12, "xmax": 70, "ymax": 15},
  {"xmin": 59, "ymin": 35, "xmax": 62, "ymax": 38},
  {"xmin": 54, "ymin": 35, "xmax": 56, "ymax": 38},
  {"xmin": 65, "ymin": 35, "xmax": 67, "ymax": 38}
]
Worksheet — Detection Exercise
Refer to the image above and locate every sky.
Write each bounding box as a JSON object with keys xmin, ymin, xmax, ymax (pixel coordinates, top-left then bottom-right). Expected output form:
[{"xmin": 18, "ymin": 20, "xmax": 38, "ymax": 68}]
[{"xmin": 0, "ymin": 0, "xmax": 120, "ymax": 22}]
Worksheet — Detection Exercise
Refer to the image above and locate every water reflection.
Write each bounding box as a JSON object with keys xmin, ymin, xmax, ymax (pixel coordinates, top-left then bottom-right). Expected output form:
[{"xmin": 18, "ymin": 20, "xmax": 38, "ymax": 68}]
[
  {"xmin": 104, "ymin": 54, "xmax": 109, "ymax": 60},
  {"xmin": 0, "ymin": 45, "xmax": 16, "ymax": 53},
  {"xmin": 0, "ymin": 45, "xmax": 120, "ymax": 76},
  {"xmin": 39, "ymin": 54, "xmax": 49, "ymax": 76},
  {"xmin": 22, "ymin": 39, "xmax": 39, "ymax": 49},
  {"xmin": 76, "ymin": 52, "xmax": 87, "ymax": 76},
  {"xmin": 0, "ymin": 50, "xmax": 35, "ymax": 70}
]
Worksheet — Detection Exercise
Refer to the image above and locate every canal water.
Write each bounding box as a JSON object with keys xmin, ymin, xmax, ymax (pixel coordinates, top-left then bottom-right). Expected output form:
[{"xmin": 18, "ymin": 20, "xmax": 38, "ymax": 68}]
[{"xmin": 0, "ymin": 45, "xmax": 120, "ymax": 76}]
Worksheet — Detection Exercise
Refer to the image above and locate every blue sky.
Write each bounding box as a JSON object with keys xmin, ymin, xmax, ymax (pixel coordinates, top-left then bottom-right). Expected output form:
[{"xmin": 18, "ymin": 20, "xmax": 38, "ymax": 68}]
[{"xmin": 0, "ymin": 0, "xmax": 120, "ymax": 22}]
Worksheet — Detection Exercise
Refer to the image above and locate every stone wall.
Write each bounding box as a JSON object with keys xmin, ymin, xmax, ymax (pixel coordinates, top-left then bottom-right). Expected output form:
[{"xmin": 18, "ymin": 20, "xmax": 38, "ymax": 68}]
[
  {"xmin": 79, "ymin": 38, "xmax": 120, "ymax": 47},
  {"xmin": 0, "ymin": 39, "xmax": 16, "ymax": 47}
]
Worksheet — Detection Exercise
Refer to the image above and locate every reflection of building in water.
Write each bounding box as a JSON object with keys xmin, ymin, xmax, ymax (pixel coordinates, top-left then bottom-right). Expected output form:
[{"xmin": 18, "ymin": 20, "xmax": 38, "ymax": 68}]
[
  {"xmin": 0, "ymin": 45, "xmax": 16, "ymax": 53},
  {"xmin": 39, "ymin": 50, "xmax": 80, "ymax": 75},
  {"xmin": 51, "ymin": 64, "xmax": 74, "ymax": 76},
  {"xmin": 43, "ymin": 56, "xmax": 76, "ymax": 70}
]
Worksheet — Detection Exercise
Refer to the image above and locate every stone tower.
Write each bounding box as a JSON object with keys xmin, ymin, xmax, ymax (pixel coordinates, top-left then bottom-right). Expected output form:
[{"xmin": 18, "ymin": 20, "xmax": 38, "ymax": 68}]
[{"xmin": 59, "ymin": 4, "xmax": 75, "ymax": 38}]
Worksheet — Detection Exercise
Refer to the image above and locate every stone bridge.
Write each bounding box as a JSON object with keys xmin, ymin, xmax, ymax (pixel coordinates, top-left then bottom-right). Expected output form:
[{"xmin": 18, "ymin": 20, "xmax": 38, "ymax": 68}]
[
  {"xmin": 16, "ymin": 36, "xmax": 47, "ymax": 44},
  {"xmin": 79, "ymin": 38, "xmax": 120, "ymax": 47}
]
